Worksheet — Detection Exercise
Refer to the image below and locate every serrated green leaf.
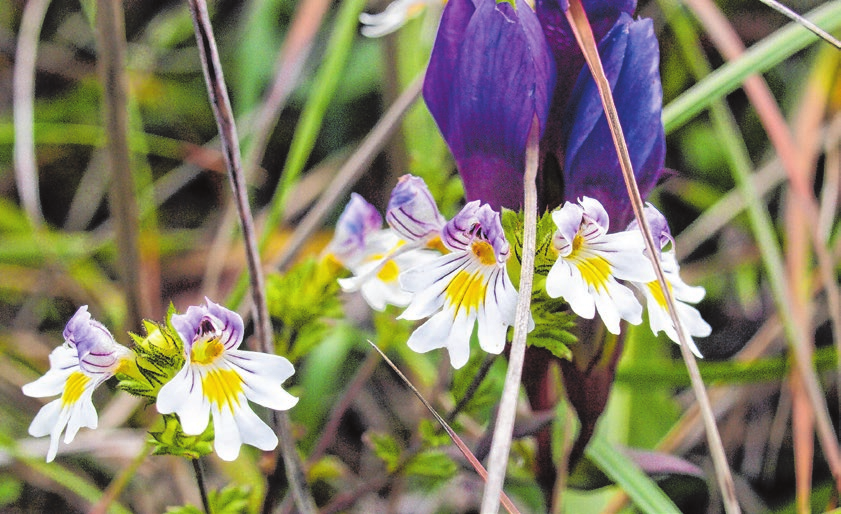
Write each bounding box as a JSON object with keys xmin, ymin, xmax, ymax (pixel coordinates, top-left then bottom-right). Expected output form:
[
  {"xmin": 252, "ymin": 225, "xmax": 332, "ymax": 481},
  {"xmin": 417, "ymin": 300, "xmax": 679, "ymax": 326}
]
[
  {"xmin": 367, "ymin": 432, "xmax": 402, "ymax": 472},
  {"xmin": 405, "ymin": 450, "xmax": 458, "ymax": 491}
]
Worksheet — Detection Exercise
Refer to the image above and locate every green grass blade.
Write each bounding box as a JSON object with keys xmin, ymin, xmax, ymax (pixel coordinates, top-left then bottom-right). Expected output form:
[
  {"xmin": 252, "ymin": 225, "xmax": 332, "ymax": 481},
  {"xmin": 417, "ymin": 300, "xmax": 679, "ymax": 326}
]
[
  {"xmin": 585, "ymin": 432, "xmax": 682, "ymax": 514},
  {"xmin": 663, "ymin": 0, "xmax": 841, "ymax": 133}
]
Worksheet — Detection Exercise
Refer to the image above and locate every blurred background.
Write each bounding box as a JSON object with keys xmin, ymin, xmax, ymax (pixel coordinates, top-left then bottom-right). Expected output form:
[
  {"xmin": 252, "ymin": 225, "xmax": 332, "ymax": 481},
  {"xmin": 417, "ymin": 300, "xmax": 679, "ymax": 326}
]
[{"xmin": 1, "ymin": 0, "xmax": 840, "ymax": 512}]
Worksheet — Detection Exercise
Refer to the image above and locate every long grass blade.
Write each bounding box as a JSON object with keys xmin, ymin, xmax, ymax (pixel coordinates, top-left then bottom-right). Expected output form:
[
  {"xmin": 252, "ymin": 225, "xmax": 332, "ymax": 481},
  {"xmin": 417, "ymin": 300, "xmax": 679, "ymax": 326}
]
[
  {"xmin": 663, "ymin": 0, "xmax": 841, "ymax": 133},
  {"xmin": 13, "ymin": 0, "xmax": 50, "ymax": 227}
]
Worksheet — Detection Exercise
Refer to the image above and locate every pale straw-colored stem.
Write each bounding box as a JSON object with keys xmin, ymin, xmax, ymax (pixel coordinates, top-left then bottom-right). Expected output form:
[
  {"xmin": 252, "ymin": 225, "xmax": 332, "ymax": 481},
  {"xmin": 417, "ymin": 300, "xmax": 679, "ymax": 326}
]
[
  {"xmin": 564, "ymin": 1, "xmax": 740, "ymax": 512},
  {"xmin": 480, "ymin": 116, "xmax": 540, "ymax": 514}
]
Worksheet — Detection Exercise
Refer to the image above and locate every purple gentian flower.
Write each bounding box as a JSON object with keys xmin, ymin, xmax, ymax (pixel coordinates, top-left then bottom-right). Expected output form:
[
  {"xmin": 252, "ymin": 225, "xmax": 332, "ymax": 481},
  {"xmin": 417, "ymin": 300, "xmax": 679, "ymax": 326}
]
[{"xmin": 423, "ymin": 0, "xmax": 556, "ymax": 210}]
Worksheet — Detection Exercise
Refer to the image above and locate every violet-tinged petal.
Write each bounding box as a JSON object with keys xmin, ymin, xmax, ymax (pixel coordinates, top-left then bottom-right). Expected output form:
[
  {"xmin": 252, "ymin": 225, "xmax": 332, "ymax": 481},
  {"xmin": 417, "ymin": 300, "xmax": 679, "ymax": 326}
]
[
  {"xmin": 386, "ymin": 175, "xmax": 446, "ymax": 242},
  {"xmin": 325, "ymin": 193, "xmax": 383, "ymax": 266},
  {"xmin": 441, "ymin": 200, "xmax": 481, "ymax": 252},
  {"xmin": 562, "ymin": 15, "xmax": 665, "ymax": 226},
  {"xmin": 172, "ymin": 299, "xmax": 244, "ymax": 354},
  {"xmin": 536, "ymin": 0, "xmax": 635, "ymax": 109},
  {"xmin": 627, "ymin": 203, "xmax": 672, "ymax": 248},
  {"xmin": 424, "ymin": 0, "xmax": 555, "ymax": 210}
]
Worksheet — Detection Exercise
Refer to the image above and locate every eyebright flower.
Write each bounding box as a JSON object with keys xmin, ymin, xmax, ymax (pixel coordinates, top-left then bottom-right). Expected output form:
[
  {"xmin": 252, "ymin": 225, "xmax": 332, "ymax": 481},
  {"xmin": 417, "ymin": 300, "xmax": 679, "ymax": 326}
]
[
  {"xmin": 628, "ymin": 205, "xmax": 710, "ymax": 357},
  {"xmin": 399, "ymin": 201, "xmax": 522, "ymax": 369},
  {"xmin": 423, "ymin": 0, "xmax": 556, "ymax": 210},
  {"xmin": 323, "ymin": 192, "xmax": 384, "ymax": 269},
  {"xmin": 156, "ymin": 299, "xmax": 298, "ymax": 461},
  {"xmin": 337, "ymin": 179, "xmax": 446, "ymax": 311},
  {"xmin": 22, "ymin": 306, "xmax": 131, "ymax": 462},
  {"xmin": 359, "ymin": 0, "xmax": 442, "ymax": 38},
  {"xmin": 545, "ymin": 196, "xmax": 654, "ymax": 334}
]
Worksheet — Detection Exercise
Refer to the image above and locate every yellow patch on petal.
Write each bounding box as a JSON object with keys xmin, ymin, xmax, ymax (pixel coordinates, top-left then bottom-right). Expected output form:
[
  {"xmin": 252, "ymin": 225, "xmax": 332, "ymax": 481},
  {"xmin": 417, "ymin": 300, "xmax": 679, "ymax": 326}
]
[
  {"xmin": 566, "ymin": 234, "xmax": 612, "ymax": 291},
  {"xmin": 61, "ymin": 372, "xmax": 90, "ymax": 406},
  {"xmin": 445, "ymin": 270, "xmax": 487, "ymax": 313},
  {"xmin": 426, "ymin": 236, "xmax": 448, "ymax": 254},
  {"xmin": 191, "ymin": 339, "xmax": 224, "ymax": 366},
  {"xmin": 376, "ymin": 259, "xmax": 400, "ymax": 283},
  {"xmin": 573, "ymin": 255, "xmax": 612, "ymax": 291},
  {"xmin": 645, "ymin": 279, "xmax": 673, "ymax": 309},
  {"xmin": 202, "ymin": 368, "xmax": 244, "ymax": 411},
  {"xmin": 471, "ymin": 241, "xmax": 497, "ymax": 266}
]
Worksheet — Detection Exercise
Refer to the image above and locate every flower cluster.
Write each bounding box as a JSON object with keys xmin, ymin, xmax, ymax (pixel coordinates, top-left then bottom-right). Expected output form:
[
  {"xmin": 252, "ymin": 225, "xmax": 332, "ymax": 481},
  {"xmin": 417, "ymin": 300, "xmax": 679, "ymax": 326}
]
[
  {"xmin": 328, "ymin": 175, "xmax": 520, "ymax": 369},
  {"xmin": 328, "ymin": 176, "xmax": 710, "ymax": 369},
  {"xmin": 22, "ymin": 300, "xmax": 297, "ymax": 462}
]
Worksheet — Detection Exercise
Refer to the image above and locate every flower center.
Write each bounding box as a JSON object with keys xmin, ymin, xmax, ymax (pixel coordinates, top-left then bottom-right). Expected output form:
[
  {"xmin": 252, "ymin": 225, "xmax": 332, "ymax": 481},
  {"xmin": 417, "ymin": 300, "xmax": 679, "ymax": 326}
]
[
  {"xmin": 471, "ymin": 241, "xmax": 497, "ymax": 266},
  {"xmin": 61, "ymin": 371, "xmax": 90, "ymax": 406},
  {"xmin": 191, "ymin": 318, "xmax": 225, "ymax": 365},
  {"xmin": 201, "ymin": 368, "xmax": 244, "ymax": 411}
]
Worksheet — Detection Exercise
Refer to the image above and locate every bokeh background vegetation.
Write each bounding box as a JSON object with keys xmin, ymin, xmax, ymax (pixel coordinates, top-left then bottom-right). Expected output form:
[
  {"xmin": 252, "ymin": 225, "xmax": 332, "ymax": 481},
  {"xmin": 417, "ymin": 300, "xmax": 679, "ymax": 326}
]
[{"xmin": 1, "ymin": 0, "xmax": 841, "ymax": 512}]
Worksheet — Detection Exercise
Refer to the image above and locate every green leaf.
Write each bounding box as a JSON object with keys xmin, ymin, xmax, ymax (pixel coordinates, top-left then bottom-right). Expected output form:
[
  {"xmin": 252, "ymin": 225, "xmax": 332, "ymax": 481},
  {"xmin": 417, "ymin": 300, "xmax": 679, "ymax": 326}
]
[
  {"xmin": 149, "ymin": 414, "xmax": 214, "ymax": 459},
  {"xmin": 366, "ymin": 432, "xmax": 402, "ymax": 472},
  {"xmin": 585, "ymin": 432, "xmax": 682, "ymax": 514},
  {"xmin": 0, "ymin": 474, "xmax": 22, "ymax": 508},
  {"xmin": 404, "ymin": 450, "xmax": 458, "ymax": 491}
]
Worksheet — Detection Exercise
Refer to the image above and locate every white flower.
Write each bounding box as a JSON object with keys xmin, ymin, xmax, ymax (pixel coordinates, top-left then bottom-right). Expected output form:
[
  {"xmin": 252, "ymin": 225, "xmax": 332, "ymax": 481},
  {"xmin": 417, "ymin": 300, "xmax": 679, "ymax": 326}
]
[
  {"xmin": 628, "ymin": 205, "xmax": 711, "ymax": 357},
  {"xmin": 338, "ymin": 230, "xmax": 437, "ymax": 311},
  {"xmin": 22, "ymin": 306, "xmax": 131, "ymax": 462},
  {"xmin": 156, "ymin": 299, "xmax": 298, "ymax": 461},
  {"xmin": 545, "ymin": 196, "xmax": 655, "ymax": 334},
  {"xmin": 336, "ymin": 178, "xmax": 444, "ymax": 311},
  {"xmin": 359, "ymin": 0, "xmax": 442, "ymax": 38},
  {"xmin": 399, "ymin": 201, "xmax": 522, "ymax": 369}
]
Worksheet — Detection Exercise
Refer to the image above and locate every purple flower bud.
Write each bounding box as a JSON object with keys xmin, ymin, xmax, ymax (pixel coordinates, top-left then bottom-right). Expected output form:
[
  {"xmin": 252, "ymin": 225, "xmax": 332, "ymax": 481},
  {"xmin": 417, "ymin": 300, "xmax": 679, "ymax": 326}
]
[
  {"xmin": 386, "ymin": 175, "xmax": 446, "ymax": 242},
  {"xmin": 326, "ymin": 193, "xmax": 383, "ymax": 266},
  {"xmin": 63, "ymin": 306, "xmax": 126, "ymax": 377},
  {"xmin": 559, "ymin": 15, "xmax": 665, "ymax": 226}
]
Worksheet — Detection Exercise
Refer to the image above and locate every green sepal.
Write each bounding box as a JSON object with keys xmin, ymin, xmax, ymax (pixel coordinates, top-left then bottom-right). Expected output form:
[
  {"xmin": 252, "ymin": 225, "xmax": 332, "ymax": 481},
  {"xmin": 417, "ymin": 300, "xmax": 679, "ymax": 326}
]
[
  {"xmin": 149, "ymin": 414, "xmax": 214, "ymax": 459},
  {"xmin": 116, "ymin": 317, "xmax": 185, "ymax": 400},
  {"xmin": 501, "ymin": 208, "xmax": 559, "ymax": 285}
]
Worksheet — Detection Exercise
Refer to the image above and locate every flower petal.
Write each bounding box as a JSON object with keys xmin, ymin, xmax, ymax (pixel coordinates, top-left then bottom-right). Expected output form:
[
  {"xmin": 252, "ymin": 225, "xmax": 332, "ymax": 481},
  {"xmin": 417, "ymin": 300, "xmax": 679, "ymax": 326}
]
[
  {"xmin": 562, "ymin": 15, "xmax": 665, "ymax": 226},
  {"xmin": 424, "ymin": 0, "xmax": 555, "ymax": 210},
  {"xmin": 211, "ymin": 404, "xmax": 243, "ymax": 461},
  {"xmin": 226, "ymin": 351, "xmax": 299, "ymax": 412}
]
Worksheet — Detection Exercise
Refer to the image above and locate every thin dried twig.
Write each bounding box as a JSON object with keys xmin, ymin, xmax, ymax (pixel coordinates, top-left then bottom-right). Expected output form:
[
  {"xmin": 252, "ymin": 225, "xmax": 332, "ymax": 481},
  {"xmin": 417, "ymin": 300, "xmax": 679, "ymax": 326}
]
[
  {"xmin": 756, "ymin": 0, "xmax": 841, "ymax": 49},
  {"xmin": 563, "ymin": 1, "xmax": 740, "ymax": 512},
  {"xmin": 203, "ymin": 0, "xmax": 330, "ymax": 298},
  {"xmin": 97, "ymin": 0, "xmax": 147, "ymax": 328},
  {"xmin": 480, "ymin": 116, "xmax": 539, "ymax": 514},
  {"xmin": 13, "ymin": 0, "xmax": 49, "ymax": 227},
  {"xmin": 367, "ymin": 340, "xmax": 521, "ymax": 514},
  {"xmin": 184, "ymin": 2, "xmax": 315, "ymax": 512}
]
